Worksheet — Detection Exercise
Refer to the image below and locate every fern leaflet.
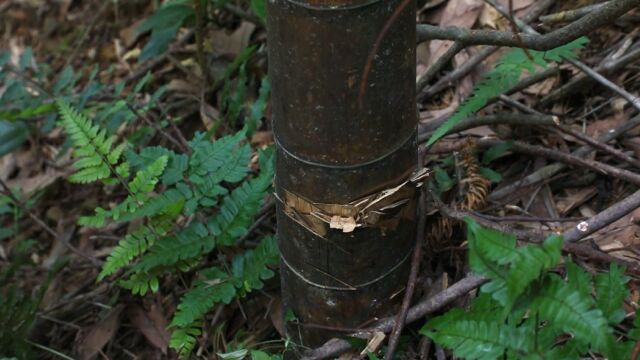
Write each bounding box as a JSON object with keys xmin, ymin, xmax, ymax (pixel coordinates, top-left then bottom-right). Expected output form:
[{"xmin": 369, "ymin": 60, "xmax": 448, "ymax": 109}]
[
  {"xmin": 427, "ymin": 37, "xmax": 588, "ymax": 146},
  {"xmin": 57, "ymin": 101, "xmax": 126, "ymax": 183},
  {"xmin": 594, "ymin": 264, "xmax": 629, "ymax": 325}
]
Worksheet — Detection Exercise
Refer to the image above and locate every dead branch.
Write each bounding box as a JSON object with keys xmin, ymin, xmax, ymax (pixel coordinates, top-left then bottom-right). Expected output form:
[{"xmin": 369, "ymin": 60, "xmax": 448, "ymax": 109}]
[
  {"xmin": 416, "ymin": 0, "xmax": 639, "ymax": 50},
  {"xmin": 416, "ymin": 0, "xmax": 555, "ymax": 101},
  {"xmin": 540, "ymin": 1, "xmax": 612, "ymax": 24},
  {"xmin": 488, "ymin": 112, "xmax": 640, "ymax": 201}
]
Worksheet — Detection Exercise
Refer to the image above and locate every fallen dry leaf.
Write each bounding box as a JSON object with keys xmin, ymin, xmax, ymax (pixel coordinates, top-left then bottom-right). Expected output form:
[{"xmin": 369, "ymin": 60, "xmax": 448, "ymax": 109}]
[
  {"xmin": 210, "ymin": 21, "xmax": 256, "ymax": 57},
  {"xmin": 556, "ymin": 187, "xmax": 597, "ymax": 215},
  {"xmin": 593, "ymin": 207, "xmax": 640, "ymax": 262},
  {"xmin": 428, "ymin": 0, "xmax": 483, "ymax": 68},
  {"xmin": 128, "ymin": 303, "xmax": 171, "ymax": 354},
  {"xmin": 268, "ymin": 296, "xmax": 286, "ymax": 337},
  {"xmin": 77, "ymin": 305, "xmax": 124, "ymax": 360}
]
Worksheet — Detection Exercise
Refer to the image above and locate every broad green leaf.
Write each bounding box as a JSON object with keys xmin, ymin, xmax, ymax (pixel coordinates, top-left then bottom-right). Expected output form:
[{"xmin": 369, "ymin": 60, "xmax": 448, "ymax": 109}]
[
  {"xmin": 0, "ymin": 121, "xmax": 29, "ymax": 157},
  {"xmin": 250, "ymin": 0, "xmax": 266, "ymax": 22},
  {"xmin": 594, "ymin": 264, "xmax": 629, "ymax": 325},
  {"xmin": 482, "ymin": 142, "xmax": 512, "ymax": 164}
]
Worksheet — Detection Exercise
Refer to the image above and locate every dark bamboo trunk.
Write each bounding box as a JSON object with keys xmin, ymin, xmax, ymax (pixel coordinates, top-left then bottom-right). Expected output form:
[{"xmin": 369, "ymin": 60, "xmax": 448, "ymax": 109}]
[{"xmin": 268, "ymin": 0, "xmax": 417, "ymax": 349}]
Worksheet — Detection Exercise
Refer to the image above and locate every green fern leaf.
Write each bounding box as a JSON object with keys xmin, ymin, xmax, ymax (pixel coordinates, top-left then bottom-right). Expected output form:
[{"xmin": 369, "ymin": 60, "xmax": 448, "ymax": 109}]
[
  {"xmin": 126, "ymin": 146, "xmax": 188, "ymax": 185},
  {"xmin": 119, "ymin": 188, "xmax": 186, "ymax": 222},
  {"xmin": 532, "ymin": 274, "xmax": 610, "ymax": 351},
  {"xmin": 98, "ymin": 223, "xmax": 168, "ymax": 280},
  {"xmin": 466, "ymin": 219, "xmax": 561, "ymax": 310},
  {"xmin": 169, "ymin": 321, "xmax": 202, "ymax": 360},
  {"xmin": 421, "ymin": 318, "xmax": 531, "ymax": 359},
  {"xmin": 207, "ymin": 148, "xmax": 274, "ymax": 246},
  {"xmin": 128, "ymin": 155, "xmax": 168, "ymax": 194},
  {"xmin": 188, "ymin": 131, "xmax": 251, "ymax": 200},
  {"xmin": 57, "ymin": 101, "xmax": 124, "ymax": 183},
  {"xmin": 427, "ymin": 38, "xmax": 588, "ymax": 146},
  {"xmin": 169, "ymin": 236, "xmax": 278, "ymax": 358},
  {"xmin": 232, "ymin": 236, "xmax": 279, "ymax": 293},
  {"xmin": 107, "ymin": 143, "xmax": 127, "ymax": 165},
  {"xmin": 78, "ymin": 207, "xmax": 109, "ymax": 227},
  {"xmin": 172, "ymin": 268, "xmax": 236, "ymax": 327},
  {"xmin": 502, "ymin": 235, "xmax": 562, "ymax": 310},
  {"xmin": 565, "ymin": 260, "xmax": 593, "ymax": 297},
  {"xmin": 191, "ymin": 143, "xmax": 251, "ymax": 200},
  {"xmin": 68, "ymin": 165, "xmax": 111, "ymax": 183},
  {"xmin": 188, "ymin": 130, "xmax": 247, "ymax": 178},
  {"xmin": 594, "ymin": 264, "xmax": 629, "ymax": 325},
  {"xmin": 135, "ymin": 221, "xmax": 213, "ymax": 271},
  {"xmin": 119, "ymin": 271, "xmax": 160, "ymax": 295}
]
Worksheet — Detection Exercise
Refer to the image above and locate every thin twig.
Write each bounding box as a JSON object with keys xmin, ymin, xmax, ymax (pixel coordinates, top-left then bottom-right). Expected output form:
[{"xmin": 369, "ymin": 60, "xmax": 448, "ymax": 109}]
[
  {"xmin": 301, "ymin": 275, "xmax": 488, "ymax": 360},
  {"xmin": 417, "ymin": 0, "xmax": 555, "ymax": 101},
  {"xmin": 416, "ymin": 42, "xmax": 464, "ymax": 95},
  {"xmin": 564, "ymin": 57, "xmax": 640, "ymax": 111},
  {"xmin": 384, "ymin": 168, "xmax": 427, "ymax": 359},
  {"xmin": 419, "ymin": 113, "xmax": 557, "ymax": 141},
  {"xmin": 555, "ymin": 125, "xmax": 640, "ymax": 169},
  {"xmin": 0, "ymin": 179, "xmax": 101, "ymax": 266},
  {"xmin": 540, "ymin": 1, "xmax": 611, "ymax": 24},
  {"xmin": 63, "ymin": 0, "xmax": 110, "ymax": 69},
  {"xmin": 564, "ymin": 187, "xmax": 640, "ymax": 242},
  {"xmin": 493, "ymin": 94, "xmax": 640, "ymax": 169}
]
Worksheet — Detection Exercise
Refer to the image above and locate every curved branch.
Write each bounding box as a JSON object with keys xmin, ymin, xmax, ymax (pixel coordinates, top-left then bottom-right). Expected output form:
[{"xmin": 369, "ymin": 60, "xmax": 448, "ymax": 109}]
[{"xmin": 417, "ymin": 0, "xmax": 640, "ymax": 50}]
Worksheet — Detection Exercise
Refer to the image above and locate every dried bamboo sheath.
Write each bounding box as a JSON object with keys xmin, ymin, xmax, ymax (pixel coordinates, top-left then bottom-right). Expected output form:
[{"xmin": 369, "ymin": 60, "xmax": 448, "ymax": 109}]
[{"xmin": 268, "ymin": 0, "xmax": 417, "ymax": 348}]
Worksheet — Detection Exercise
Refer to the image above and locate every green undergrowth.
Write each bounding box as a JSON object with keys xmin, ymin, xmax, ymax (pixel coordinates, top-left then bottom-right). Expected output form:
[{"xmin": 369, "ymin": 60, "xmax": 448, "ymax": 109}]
[
  {"xmin": 420, "ymin": 219, "xmax": 639, "ymax": 360},
  {"xmin": 57, "ymin": 101, "xmax": 278, "ymax": 358}
]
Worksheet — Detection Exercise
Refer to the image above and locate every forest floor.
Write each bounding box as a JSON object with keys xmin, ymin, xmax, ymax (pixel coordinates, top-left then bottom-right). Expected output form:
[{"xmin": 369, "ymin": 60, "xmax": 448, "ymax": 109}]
[{"xmin": 1, "ymin": 0, "xmax": 640, "ymax": 359}]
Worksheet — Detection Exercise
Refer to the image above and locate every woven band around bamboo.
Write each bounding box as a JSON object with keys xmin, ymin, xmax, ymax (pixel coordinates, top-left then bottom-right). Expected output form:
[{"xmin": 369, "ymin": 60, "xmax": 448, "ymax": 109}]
[
  {"xmin": 284, "ymin": 0, "xmax": 382, "ymax": 10},
  {"xmin": 272, "ymin": 128, "xmax": 417, "ymax": 170}
]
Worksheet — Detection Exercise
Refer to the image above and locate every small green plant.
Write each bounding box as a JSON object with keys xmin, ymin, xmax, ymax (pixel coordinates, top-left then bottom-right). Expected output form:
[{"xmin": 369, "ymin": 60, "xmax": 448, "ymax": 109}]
[
  {"xmin": 0, "ymin": 46, "xmax": 166, "ymax": 155},
  {"xmin": 421, "ymin": 219, "xmax": 639, "ymax": 359},
  {"xmin": 427, "ymin": 37, "xmax": 588, "ymax": 146},
  {"xmin": 57, "ymin": 101, "xmax": 277, "ymax": 358},
  {"xmin": 137, "ymin": 0, "xmax": 267, "ymax": 62},
  {"xmin": 0, "ymin": 240, "xmax": 63, "ymax": 359}
]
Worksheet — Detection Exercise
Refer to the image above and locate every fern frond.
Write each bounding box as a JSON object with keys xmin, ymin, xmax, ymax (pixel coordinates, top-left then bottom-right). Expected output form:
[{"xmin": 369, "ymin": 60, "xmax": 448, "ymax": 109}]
[
  {"xmin": 532, "ymin": 274, "xmax": 610, "ymax": 352},
  {"xmin": 171, "ymin": 268, "xmax": 237, "ymax": 327},
  {"xmin": 594, "ymin": 264, "xmax": 629, "ymax": 325},
  {"xmin": 565, "ymin": 260, "xmax": 593, "ymax": 297},
  {"xmin": 135, "ymin": 221, "xmax": 213, "ymax": 272},
  {"xmin": 466, "ymin": 219, "xmax": 561, "ymax": 309},
  {"xmin": 119, "ymin": 271, "xmax": 160, "ymax": 295},
  {"xmin": 191, "ymin": 143, "xmax": 252, "ymax": 200},
  {"xmin": 421, "ymin": 319, "xmax": 531, "ymax": 360},
  {"xmin": 169, "ymin": 236, "xmax": 278, "ymax": 358},
  {"xmin": 188, "ymin": 132, "xmax": 252, "ymax": 207},
  {"xmin": 128, "ymin": 155, "xmax": 168, "ymax": 194},
  {"xmin": 98, "ymin": 223, "xmax": 168, "ymax": 280},
  {"xmin": 188, "ymin": 130, "xmax": 247, "ymax": 180},
  {"xmin": 78, "ymin": 207, "xmax": 110, "ymax": 228},
  {"xmin": 126, "ymin": 146, "xmax": 188, "ymax": 185},
  {"xmin": 110, "ymin": 156, "xmax": 169, "ymax": 221},
  {"xmin": 119, "ymin": 188, "xmax": 186, "ymax": 222},
  {"xmin": 232, "ymin": 236, "xmax": 279, "ymax": 294},
  {"xmin": 207, "ymin": 148, "xmax": 274, "ymax": 246},
  {"xmin": 68, "ymin": 165, "xmax": 111, "ymax": 183},
  {"xmin": 427, "ymin": 38, "xmax": 588, "ymax": 146},
  {"xmin": 502, "ymin": 235, "xmax": 562, "ymax": 310},
  {"xmin": 169, "ymin": 321, "xmax": 202, "ymax": 360},
  {"xmin": 57, "ymin": 101, "xmax": 125, "ymax": 183}
]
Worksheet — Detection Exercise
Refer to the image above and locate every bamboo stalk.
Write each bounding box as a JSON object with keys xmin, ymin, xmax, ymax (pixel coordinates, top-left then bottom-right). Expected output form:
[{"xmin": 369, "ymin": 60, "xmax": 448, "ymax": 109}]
[{"xmin": 267, "ymin": 0, "xmax": 418, "ymax": 349}]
